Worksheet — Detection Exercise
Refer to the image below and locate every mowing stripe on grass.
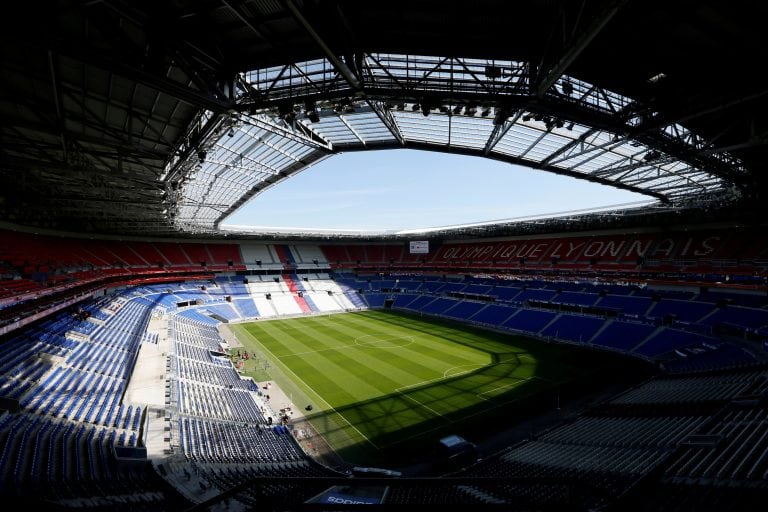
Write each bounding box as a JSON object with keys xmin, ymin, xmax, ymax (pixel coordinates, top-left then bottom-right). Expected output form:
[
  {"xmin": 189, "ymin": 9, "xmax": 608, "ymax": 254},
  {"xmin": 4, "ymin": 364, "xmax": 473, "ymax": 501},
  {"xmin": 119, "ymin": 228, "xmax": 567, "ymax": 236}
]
[
  {"xmin": 232, "ymin": 310, "xmax": 596, "ymax": 457},
  {"xmin": 398, "ymin": 393, "xmax": 451, "ymax": 422},
  {"xmin": 255, "ymin": 319, "xmax": 435, "ymax": 402},
  {"xmin": 394, "ymin": 364, "xmax": 485, "ymax": 393},
  {"xmin": 235, "ymin": 324, "xmax": 380, "ymax": 449}
]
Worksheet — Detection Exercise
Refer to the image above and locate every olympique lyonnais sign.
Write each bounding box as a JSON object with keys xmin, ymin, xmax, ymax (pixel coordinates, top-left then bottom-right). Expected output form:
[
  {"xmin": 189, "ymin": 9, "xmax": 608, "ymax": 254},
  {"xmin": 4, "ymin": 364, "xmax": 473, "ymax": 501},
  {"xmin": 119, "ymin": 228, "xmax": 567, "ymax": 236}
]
[{"xmin": 435, "ymin": 234, "xmax": 724, "ymax": 262}]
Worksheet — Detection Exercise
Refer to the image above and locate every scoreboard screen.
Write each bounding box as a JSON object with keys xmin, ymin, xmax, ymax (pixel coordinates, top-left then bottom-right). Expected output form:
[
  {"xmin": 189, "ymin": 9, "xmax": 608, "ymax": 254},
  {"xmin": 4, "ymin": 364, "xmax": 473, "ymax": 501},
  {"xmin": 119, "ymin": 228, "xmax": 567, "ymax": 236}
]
[{"xmin": 409, "ymin": 241, "xmax": 429, "ymax": 254}]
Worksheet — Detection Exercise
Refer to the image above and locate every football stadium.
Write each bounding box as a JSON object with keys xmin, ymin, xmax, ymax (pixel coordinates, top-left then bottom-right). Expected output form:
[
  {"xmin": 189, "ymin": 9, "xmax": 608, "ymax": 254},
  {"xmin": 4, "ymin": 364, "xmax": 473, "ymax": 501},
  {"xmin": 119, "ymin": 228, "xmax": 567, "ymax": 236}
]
[{"xmin": 1, "ymin": 1, "xmax": 768, "ymax": 510}]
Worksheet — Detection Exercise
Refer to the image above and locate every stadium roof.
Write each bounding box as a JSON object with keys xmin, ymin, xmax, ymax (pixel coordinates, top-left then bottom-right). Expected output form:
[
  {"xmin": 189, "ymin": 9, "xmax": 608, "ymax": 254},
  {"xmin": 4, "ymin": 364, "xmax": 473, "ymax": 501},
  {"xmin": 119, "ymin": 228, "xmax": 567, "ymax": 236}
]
[{"xmin": 1, "ymin": 1, "xmax": 767, "ymax": 237}]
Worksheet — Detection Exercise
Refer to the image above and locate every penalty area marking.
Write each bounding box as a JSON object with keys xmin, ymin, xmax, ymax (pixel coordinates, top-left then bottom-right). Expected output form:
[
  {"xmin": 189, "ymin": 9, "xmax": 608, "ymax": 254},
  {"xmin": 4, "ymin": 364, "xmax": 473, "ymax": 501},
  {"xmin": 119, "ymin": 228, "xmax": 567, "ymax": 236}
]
[
  {"xmin": 354, "ymin": 333, "xmax": 415, "ymax": 349},
  {"xmin": 392, "ymin": 364, "xmax": 486, "ymax": 425},
  {"xmin": 443, "ymin": 364, "xmax": 486, "ymax": 379},
  {"xmin": 497, "ymin": 354, "xmax": 537, "ymax": 365},
  {"xmin": 477, "ymin": 375, "xmax": 554, "ymax": 400},
  {"xmin": 477, "ymin": 377, "xmax": 532, "ymax": 400},
  {"xmin": 398, "ymin": 393, "xmax": 451, "ymax": 423},
  {"xmin": 395, "ymin": 364, "xmax": 483, "ymax": 394},
  {"xmin": 396, "ymin": 357, "xmax": 527, "ymax": 393},
  {"xmin": 233, "ymin": 325, "xmax": 379, "ymax": 449}
]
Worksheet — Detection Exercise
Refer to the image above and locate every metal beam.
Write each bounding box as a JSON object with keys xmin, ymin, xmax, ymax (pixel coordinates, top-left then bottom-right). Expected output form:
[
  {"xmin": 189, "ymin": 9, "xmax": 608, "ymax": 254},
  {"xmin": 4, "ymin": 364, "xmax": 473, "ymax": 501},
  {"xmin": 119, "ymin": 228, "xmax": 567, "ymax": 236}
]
[
  {"xmin": 221, "ymin": 0, "xmax": 273, "ymax": 46},
  {"xmin": 551, "ymin": 134, "xmax": 631, "ymax": 169},
  {"xmin": 49, "ymin": 38, "xmax": 232, "ymax": 113},
  {"xmin": 47, "ymin": 50, "xmax": 68, "ymax": 157},
  {"xmin": 242, "ymin": 114, "xmax": 333, "ymax": 152},
  {"xmin": 589, "ymin": 156, "xmax": 676, "ymax": 180},
  {"xmin": 293, "ymin": 118, "xmax": 334, "ymax": 149},
  {"xmin": 518, "ymin": 126, "xmax": 550, "ymax": 160},
  {"xmin": 367, "ymin": 100, "xmax": 405, "ymax": 145},
  {"xmin": 535, "ymin": 0, "xmax": 627, "ymax": 97},
  {"xmin": 169, "ymin": 48, "xmax": 232, "ymax": 103},
  {"xmin": 484, "ymin": 110, "xmax": 522, "ymax": 154},
  {"xmin": 2, "ymin": 72, "xmax": 176, "ymax": 163},
  {"xmin": 538, "ymin": 127, "xmax": 600, "ymax": 167},
  {"xmin": 283, "ymin": 0, "xmax": 362, "ymax": 91}
]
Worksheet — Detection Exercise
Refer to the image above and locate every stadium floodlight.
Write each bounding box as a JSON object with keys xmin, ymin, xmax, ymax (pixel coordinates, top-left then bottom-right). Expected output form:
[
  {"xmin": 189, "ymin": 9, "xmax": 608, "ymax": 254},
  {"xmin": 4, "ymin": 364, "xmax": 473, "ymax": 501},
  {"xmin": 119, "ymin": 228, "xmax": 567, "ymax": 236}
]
[
  {"xmin": 304, "ymin": 100, "xmax": 320, "ymax": 123},
  {"xmin": 643, "ymin": 149, "xmax": 662, "ymax": 161},
  {"xmin": 493, "ymin": 108, "xmax": 508, "ymax": 126},
  {"xmin": 277, "ymin": 102, "xmax": 293, "ymax": 117}
]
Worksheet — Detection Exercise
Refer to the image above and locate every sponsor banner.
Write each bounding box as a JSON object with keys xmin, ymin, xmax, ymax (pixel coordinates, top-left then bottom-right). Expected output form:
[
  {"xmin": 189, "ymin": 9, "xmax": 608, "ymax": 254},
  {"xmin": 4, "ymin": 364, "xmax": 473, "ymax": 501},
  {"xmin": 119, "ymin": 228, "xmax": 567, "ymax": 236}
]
[{"xmin": 409, "ymin": 241, "xmax": 429, "ymax": 254}]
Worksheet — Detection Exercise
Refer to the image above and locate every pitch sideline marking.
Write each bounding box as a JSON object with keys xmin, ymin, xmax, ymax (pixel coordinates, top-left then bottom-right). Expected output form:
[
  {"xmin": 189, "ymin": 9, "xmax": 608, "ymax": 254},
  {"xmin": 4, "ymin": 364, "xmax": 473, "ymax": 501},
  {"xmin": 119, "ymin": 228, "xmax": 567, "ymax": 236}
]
[
  {"xmin": 398, "ymin": 393, "xmax": 450, "ymax": 422},
  {"xmin": 234, "ymin": 325, "xmax": 379, "ymax": 449}
]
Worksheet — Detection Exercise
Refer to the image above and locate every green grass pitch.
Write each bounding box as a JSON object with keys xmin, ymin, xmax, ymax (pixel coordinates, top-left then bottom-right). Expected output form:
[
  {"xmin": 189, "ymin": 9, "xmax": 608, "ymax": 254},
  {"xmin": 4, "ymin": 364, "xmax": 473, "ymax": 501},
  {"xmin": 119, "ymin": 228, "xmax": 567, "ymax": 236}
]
[{"xmin": 230, "ymin": 309, "xmax": 611, "ymax": 466}]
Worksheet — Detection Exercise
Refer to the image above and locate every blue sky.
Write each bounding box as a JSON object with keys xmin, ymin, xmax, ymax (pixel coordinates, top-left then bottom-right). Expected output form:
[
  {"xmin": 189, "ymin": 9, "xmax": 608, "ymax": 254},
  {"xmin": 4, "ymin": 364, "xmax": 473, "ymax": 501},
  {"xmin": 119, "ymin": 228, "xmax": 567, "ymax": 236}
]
[{"xmin": 221, "ymin": 149, "xmax": 651, "ymax": 232}]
